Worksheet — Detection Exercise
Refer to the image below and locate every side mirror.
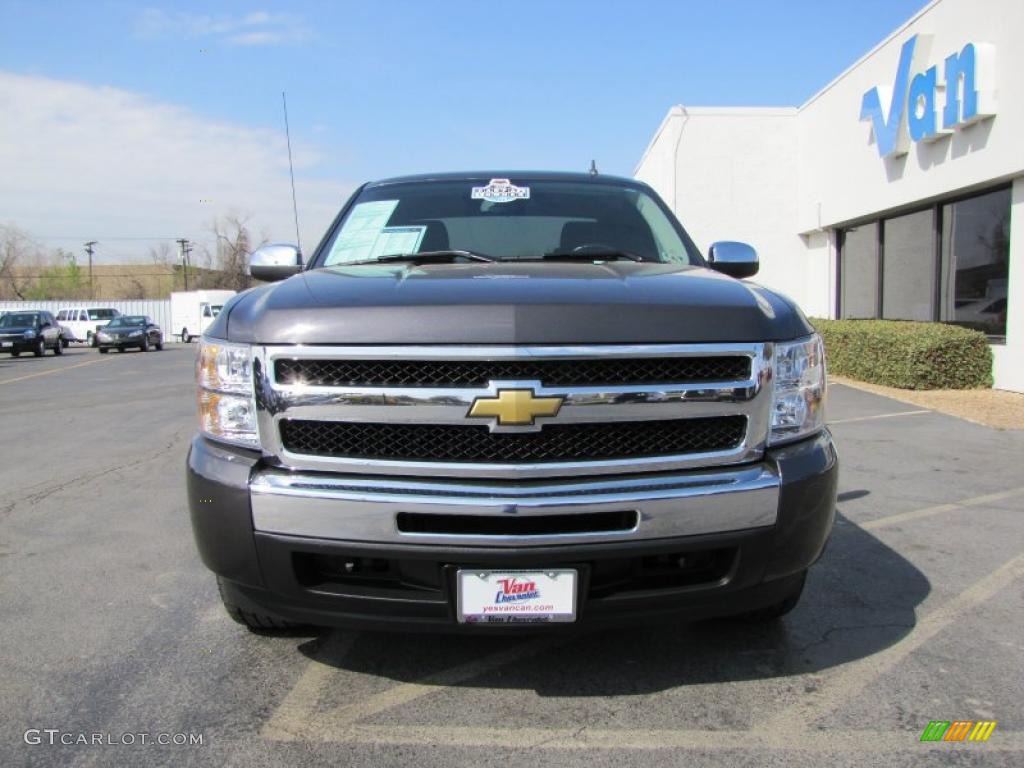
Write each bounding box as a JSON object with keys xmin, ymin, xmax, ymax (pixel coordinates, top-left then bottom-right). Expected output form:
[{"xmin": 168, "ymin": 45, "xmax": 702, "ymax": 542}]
[
  {"xmin": 707, "ymin": 241, "xmax": 759, "ymax": 278},
  {"xmin": 249, "ymin": 243, "xmax": 303, "ymax": 282}
]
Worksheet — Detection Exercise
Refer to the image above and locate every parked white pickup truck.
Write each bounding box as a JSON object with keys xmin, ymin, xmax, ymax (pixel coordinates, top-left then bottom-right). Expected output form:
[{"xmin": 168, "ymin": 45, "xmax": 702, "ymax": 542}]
[{"xmin": 56, "ymin": 306, "xmax": 121, "ymax": 346}]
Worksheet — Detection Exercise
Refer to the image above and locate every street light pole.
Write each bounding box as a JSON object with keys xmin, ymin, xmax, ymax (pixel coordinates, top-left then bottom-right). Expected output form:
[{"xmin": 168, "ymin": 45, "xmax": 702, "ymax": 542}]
[{"xmin": 84, "ymin": 241, "xmax": 97, "ymax": 299}]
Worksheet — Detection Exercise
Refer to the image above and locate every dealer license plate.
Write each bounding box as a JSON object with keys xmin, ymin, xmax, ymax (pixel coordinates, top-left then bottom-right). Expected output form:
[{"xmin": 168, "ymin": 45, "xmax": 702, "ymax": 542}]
[{"xmin": 457, "ymin": 569, "xmax": 577, "ymax": 624}]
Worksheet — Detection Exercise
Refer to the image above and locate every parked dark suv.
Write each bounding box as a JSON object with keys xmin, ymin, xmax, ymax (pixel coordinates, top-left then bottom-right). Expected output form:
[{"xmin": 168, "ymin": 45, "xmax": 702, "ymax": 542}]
[
  {"xmin": 187, "ymin": 172, "xmax": 838, "ymax": 633},
  {"xmin": 0, "ymin": 310, "xmax": 65, "ymax": 356}
]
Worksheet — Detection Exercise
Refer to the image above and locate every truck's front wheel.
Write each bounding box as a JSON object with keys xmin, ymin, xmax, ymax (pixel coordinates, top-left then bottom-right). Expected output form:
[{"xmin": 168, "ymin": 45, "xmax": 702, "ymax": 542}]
[{"xmin": 217, "ymin": 577, "xmax": 305, "ymax": 633}]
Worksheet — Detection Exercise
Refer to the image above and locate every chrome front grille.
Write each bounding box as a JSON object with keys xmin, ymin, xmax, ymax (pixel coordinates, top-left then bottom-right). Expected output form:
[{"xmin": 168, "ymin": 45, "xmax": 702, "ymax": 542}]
[
  {"xmin": 254, "ymin": 344, "xmax": 772, "ymax": 479},
  {"xmin": 274, "ymin": 356, "xmax": 751, "ymax": 388},
  {"xmin": 279, "ymin": 415, "xmax": 747, "ymax": 463}
]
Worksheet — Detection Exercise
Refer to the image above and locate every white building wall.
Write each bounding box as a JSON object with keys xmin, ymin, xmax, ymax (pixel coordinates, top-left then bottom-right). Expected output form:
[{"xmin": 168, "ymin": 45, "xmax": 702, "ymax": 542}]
[
  {"xmin": 635, "ymin": 107, "xmax": 810, "ymax": 308},
  {"xmin": 992, "ymin": 178, "xmax": 1024, "ymax": 391},
  {"xmin": 637, "ymin": 0, "xmax": 1024, "ymax": 392}
]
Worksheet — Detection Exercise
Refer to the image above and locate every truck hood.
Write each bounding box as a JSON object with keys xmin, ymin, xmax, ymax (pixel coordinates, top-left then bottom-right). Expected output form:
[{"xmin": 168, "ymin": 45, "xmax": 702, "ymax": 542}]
[{"xmin": 220, "ymin": 261, "xmax": 813, "ymax": 345}]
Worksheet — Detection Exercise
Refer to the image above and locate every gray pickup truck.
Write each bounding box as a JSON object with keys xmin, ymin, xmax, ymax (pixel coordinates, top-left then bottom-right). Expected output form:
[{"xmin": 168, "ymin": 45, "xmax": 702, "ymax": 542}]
[{"xmin": 187, "ymin": 171, "xmax": 837, "ymax": 632}]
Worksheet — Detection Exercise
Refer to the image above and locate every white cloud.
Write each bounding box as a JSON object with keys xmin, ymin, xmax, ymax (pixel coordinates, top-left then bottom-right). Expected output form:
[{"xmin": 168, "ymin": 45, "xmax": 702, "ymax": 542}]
[
  {"xmin": 0, "ymin": 71, "xmax": 353, "ymax": 262},
  {"xmin": 134, "ymin": 8, "xmax": 311, "ymax": 47}
]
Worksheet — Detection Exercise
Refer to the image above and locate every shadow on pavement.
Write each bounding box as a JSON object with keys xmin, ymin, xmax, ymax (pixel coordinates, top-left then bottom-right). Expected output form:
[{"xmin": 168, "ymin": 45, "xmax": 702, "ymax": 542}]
[
  {"xmin": 294, "ymin": 512, "xmax": 929, "ymax": 696},
  {"xmin": 837, "ymin": 489, "xmax": 870, "ymax": 503}
]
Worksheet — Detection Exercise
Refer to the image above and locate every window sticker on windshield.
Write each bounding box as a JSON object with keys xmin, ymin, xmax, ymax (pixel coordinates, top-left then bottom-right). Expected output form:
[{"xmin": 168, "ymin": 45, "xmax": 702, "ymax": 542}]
[
  {"xmin": 470, "ymin": 179, "xmax": 530, "ymax": 204},
  {"xmin": 327, "ymin": 200, "xmax": 399, "ymax": 263},
  {"xmin": 372, "ymin": 225, "xmax": 426, "ymax": 257}
]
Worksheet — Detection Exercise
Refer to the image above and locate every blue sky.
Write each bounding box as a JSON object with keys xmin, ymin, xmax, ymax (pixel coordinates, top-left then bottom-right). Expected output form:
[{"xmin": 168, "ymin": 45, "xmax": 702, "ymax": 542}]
[{"xmin": 0, "ymin": 0, "xmax": 927, "ymax": 261}]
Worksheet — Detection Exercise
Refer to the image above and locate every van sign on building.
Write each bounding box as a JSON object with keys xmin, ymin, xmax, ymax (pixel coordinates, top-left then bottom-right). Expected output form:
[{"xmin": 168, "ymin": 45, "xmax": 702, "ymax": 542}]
[
  {"xmin": 860, "ymin": 34, "xmax": 996, "ymax": 158},
  {"xmin": 635, "ymin": 0, "xmax": 1023, "ymax": 394}
]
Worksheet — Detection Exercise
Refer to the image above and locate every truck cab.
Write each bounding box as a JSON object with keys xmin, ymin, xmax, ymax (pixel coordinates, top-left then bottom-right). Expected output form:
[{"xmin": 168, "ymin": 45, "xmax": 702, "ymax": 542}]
[{"xmin": 187, "ymin": 172, "xmax": 837, "ymax": 633}]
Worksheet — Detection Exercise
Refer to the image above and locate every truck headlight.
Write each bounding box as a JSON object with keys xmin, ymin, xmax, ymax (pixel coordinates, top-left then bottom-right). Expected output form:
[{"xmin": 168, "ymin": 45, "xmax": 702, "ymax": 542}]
[
  {"xmin": 23, "ymin": 330, "xmax": 36, "ymax": 339},
  {"xmin": 97, "ymin": 332, "xmax": 111, "ymax": 342},
  {"xmin": 196, "ymin": 338, "xmax": 259, "ymax": 448},
  {"xmin": 769, "ymin": 334, "xmax": 825, "ymax": 446}
]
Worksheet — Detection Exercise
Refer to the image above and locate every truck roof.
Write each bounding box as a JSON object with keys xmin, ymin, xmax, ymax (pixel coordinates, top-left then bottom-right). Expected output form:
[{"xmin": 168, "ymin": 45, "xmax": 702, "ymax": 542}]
[{"xmin": 366, "ymin": 170, "xmax": 649, "ymax": 190}]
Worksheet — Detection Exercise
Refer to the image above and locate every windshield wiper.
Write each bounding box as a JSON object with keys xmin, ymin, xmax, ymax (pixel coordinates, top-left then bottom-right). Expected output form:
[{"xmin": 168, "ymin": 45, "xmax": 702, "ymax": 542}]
[
  {"xmin": 346, "ymin": 250, "xmax": 495, "ymax": 266},
  {"xmin": 540, "ymin": 249, "xmax": 645, "ymax": 262}
]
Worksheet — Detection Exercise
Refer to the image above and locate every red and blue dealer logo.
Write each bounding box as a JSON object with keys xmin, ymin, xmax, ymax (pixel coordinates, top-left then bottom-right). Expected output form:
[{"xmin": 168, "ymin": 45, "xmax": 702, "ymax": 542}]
[{"xmin": 494, "ymin": 577, "xmax": 541, "ymax": 603}]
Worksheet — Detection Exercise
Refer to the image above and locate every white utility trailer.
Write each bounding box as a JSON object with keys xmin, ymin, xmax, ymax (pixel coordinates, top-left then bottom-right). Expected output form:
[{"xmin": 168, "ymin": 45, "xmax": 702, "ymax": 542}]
[{"xmin": 170, "ymin": 290, "xmax": 236, "ymax": 342}]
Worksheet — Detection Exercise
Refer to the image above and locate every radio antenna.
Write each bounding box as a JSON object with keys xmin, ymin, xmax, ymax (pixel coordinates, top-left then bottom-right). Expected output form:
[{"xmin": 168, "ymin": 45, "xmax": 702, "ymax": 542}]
[{"xmin": 281, "ymin": 91, "xmax": 302, "ymax": 254}]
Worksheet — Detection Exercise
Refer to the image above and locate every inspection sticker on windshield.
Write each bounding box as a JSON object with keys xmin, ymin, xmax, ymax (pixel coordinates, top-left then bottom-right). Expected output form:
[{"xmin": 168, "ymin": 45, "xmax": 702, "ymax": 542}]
[
  {"xmin": 471, "ymin": 178, "xmax": 530, "ymax": 203},
  {"xmin": 457, "ymin": 569, "xmax": 576, "ymax": 624}
]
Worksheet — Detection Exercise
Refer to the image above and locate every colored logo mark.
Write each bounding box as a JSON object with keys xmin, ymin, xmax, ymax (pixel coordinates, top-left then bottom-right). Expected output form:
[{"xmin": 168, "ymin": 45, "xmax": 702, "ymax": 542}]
[
  {"xmin": 468, "ymin": 388, "xmax": 563, "ymax": 427},
  {"xmin": 494, "ymin": 577, "xmax": 540, "ymax": 604},
  {"xmin": 920, "ymin": 720, "xmax": 996, "ymax": 742}
]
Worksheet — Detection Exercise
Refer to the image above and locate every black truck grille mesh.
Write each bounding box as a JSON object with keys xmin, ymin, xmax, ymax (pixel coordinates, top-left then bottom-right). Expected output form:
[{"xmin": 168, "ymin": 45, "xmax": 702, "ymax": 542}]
[
  {"xmin": 279, "ymin": 416, "xmax": 747, "ymax": 463},
  {"xmin": 275, "ymin": 356, "xmax": 750, "ymax": 388}
]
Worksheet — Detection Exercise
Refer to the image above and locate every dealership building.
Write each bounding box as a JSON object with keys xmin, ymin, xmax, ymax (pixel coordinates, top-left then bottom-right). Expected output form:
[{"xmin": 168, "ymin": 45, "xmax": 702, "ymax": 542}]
[{"xmin": 636, "ymin": 0, "xmax": 1023, "ymax": 392}]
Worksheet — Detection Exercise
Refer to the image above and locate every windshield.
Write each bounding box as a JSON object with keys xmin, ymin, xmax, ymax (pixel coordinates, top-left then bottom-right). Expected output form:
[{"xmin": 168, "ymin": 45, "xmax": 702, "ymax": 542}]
[
  {"xmin": 106, "ymin": 316, "xmax": 146, "ymax": 328},
  {"xmin": 318, "ymin": 179, "xmax": 701, "ymax": 266},
  {"xmin": 0, "ymin": 312, "xmax": 39, "ymax": 327}
]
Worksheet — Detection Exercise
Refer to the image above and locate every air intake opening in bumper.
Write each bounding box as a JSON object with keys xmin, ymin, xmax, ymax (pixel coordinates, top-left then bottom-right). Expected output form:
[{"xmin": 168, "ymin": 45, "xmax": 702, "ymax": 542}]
[{"xmin": 396, "ymin": 510, "xmax": 639, "ymax": 536}]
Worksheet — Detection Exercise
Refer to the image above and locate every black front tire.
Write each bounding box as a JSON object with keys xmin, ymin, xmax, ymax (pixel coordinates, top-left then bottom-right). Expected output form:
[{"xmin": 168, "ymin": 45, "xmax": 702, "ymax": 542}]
[
  {"xmin": 155, "ymin": 338, "xmax": 164, "ymax": 351},
  {"xmin": 33, "ymin": 338, "xmax": 45, "ymax": 357},
  {"xmin": 217, "ymin": 577, "xmax": 304, "ymax": 633},
  {"xmin": 141, "ymin": 336, "xmax": 150, "ymax": 352},
  {"xmin": 89, "ymin": 332, "xmax": 97, "ymax": 348},
  {"xmin": 98, "ymin": 347, "xmax": 109, "ymax": 354},
  {"xmin": 53, "ymin": 338, "xmax": 64, "ymax": 355},
  {"xmin": 10, "ymin": 349, "xmax": 19, "ymax": 357}
]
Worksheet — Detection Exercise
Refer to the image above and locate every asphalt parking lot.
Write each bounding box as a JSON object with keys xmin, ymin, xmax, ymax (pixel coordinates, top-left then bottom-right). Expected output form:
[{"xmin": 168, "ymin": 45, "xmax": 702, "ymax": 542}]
[{"xmin": 1, "ymin": 345, "xmax": 1022, "ymax": 767}]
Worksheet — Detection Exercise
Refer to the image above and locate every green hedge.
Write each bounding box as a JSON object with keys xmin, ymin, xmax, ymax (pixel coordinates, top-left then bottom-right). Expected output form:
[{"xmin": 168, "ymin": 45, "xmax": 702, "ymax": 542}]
[{"xmin": 810, "ymin": 318, "xmax": 992, "ymax": 390}]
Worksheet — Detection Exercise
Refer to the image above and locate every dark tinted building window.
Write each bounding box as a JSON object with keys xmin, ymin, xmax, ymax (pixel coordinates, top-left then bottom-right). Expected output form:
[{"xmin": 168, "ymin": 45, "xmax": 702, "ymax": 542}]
[
  {"xmin": 940, "ymin": 187, "xmax": 1011, "ymax": 338},
  {"xmin": 882, "ymin": 209, "xmax": 935, "ymax": 322},
  {"xmin": 840, "ymin": 223, "xmax": 878, "ymax": 319}
]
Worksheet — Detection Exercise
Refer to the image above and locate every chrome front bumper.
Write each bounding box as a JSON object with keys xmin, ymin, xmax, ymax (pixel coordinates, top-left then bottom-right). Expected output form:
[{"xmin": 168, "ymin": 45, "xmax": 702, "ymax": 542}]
[{"xmin": 249, "ymin": 463, "xmax": 780, "ymax": 547}]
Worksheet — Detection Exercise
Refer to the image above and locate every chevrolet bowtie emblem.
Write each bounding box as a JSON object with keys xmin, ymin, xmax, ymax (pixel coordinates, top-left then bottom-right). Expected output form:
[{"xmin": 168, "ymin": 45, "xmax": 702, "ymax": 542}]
[{"xmin": 468, "ymin": 388, "xmax": 563, "ymax": 426}]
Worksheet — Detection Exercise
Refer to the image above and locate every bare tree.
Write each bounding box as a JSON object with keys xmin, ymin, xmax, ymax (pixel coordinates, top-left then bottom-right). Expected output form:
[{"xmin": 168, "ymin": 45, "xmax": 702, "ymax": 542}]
[
  {"xmin": 0, "ymin": 225, "xmax": 44, "ymax": 300},
  {"xmin": 148, "ymin": 241, "xmax": 179, "ymax": 294},
  {"xmin": 208, "ymin": 213, "xmax": 267, "ymax": 292},
  {"xmin": 148, "ymin": 241, "xmax": 175, "ymax": 268}
]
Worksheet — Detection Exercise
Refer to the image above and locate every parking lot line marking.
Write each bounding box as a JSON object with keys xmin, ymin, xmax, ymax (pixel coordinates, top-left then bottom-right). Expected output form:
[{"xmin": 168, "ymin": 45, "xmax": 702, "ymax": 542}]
[
  {"xmin": 283, "ymin": 723, "xmax": 1024, "ymax": 751},
  {"xmin": 260, "ymin": 634, "xmax": 356, "ymax": 742},
  {"xmin": 263, "ymin": 636, "xmax": 561, "ymax": 742},
  {"xmin": 861, "ymin": 486, "xmax": 1024, "ymax": 530},
  {"xmin": 829, "ymin": 409, "xmax": 931, "ymax": 425},
  {"xmin": 0, "ymin": 356, "xmax": 115, "ymax": 385},
  {"xmin": 757, "ymin": 549, "xmax": 1024, "ymax": 734}
]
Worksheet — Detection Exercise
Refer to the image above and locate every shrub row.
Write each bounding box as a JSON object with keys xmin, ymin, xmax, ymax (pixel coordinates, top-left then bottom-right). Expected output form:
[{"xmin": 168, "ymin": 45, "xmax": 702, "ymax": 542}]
[{"xmin": 810, "ymin": 318, "xmax": 992, "ymax": 390}]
